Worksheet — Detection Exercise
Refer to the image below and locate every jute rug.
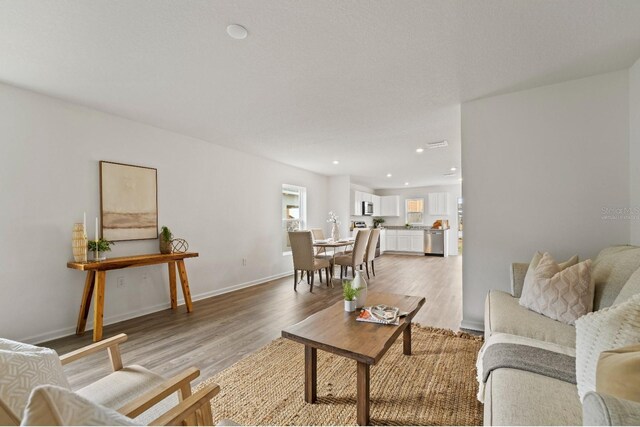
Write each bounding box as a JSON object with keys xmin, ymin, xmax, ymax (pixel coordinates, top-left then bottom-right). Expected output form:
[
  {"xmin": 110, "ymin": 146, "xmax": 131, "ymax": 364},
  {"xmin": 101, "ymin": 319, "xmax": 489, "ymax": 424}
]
[{"xmin": 195, "ymin": 326, "xmax": 483, "ymax": 426}]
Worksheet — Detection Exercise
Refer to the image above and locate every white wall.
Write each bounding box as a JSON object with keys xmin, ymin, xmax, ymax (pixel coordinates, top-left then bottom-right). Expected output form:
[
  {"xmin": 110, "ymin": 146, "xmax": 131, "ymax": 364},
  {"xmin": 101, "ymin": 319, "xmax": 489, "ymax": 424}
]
[
  {"xmin": 375, "ymin": 184, "xmax": 461, "ymax": 255},
  {"xmin": 631, "ymin": 58, "xmax": 640, "ymax": 245},
  {"xmin": 461, "ymin": 70, "xmax": 630, "ymax": 330},
  {"xmin": 0, "ymin": 83, "xmax": 328, "ymax": 343},
  {"xmin": 327, "ymin": 175, "xmax": 351, "ymax": 238}
]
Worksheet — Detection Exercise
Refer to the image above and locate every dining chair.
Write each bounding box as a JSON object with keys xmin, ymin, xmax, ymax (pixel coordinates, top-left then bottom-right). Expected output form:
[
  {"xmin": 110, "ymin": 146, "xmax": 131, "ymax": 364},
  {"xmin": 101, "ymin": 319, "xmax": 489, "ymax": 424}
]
[
  {"xmin": 334, "ymin": 229, "xmax": 371, "ymax": 280},
  {"xmin": 310, "ymin": 228, "xmax": 327, "ymax": 256},
  {"xmin": 288, "ymin": 231, "xmax": 331, "ymax": 291},
  {"xmin": 364, "ymin": 228, "xmax": 381, "ymax": 279}
]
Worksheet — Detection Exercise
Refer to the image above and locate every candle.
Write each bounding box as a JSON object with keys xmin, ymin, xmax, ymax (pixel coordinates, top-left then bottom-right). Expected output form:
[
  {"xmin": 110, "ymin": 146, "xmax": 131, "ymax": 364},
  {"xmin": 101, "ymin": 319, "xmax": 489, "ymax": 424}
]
[{"xmin": 95, "ymin": 217, "xmax": 98, "ymax": 242}]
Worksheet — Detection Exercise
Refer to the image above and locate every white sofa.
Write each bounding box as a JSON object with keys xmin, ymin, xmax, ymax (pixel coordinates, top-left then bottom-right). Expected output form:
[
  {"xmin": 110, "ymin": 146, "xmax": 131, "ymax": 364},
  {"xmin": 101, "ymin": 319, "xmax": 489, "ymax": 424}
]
[{"xmin": 482, "ymin": 245, "xmax": 640, "ymax": 425}]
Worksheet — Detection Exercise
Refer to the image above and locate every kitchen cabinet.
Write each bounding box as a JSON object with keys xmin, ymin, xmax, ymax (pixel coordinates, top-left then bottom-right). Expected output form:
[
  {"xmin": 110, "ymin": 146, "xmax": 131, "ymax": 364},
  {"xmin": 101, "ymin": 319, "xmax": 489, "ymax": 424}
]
[
  {"xmin": 379, "ymin": 229, "xmax": 386, "ymax": 253},
  {"xmin": 384, "ymin": 229, "xmax": 423, "ymax": 253},
  {"xmin": 428, "ymin": 192, "xmax": 449, "ymax": 215},
  {"xmin": 353, "ymin": 190, "xmax": 363, "ymax": 215},
  {"xmin": 380, "ymin": 195, "xmax": 400, "ymax": 217},
  {"xmin": 385, "ymin": 229, "xmax": 397, "ymax": 251},
  {"xmin": 372, "ymin": 195, "xmax": 381, "ymax": 216}
]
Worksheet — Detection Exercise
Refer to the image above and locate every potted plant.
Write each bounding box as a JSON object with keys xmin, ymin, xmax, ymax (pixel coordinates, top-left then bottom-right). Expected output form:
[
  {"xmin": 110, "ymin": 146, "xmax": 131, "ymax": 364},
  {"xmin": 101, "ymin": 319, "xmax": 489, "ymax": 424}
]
[
  {"xmin": 343, "ymin": 280, "xmax": 362, "ymax": 312},
  {"xmin": 373, "ymin": 217, "xmax": 385, "ymax": 228},
  {"xmin": 159, "ymin": 226, "xmax": 173, "ymax": 254},
  {"xmin": 87, "ymin": 238, "xmax": 114, "ymax": 261}
]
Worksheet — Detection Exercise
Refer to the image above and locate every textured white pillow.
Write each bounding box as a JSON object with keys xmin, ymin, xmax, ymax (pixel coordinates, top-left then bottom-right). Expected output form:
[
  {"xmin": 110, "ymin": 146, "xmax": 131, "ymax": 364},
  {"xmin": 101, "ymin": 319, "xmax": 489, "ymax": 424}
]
[
  {"xmin": 519, "ymin": 252, "xmax": 593, "ymax": 325},
  {"xmin": 21, "ymin": 385, "xmax": 138, "ymax": 426},
  {"xmin": 576, "ymin": 293, "xmax": 640, "ymax": 401},
  {"xmin": 521, "ymin": 251, "xmax": 579, "ymax": 298},
  {"xmin": 0, "ymin": 339, "xmax": 70, "ymax": 417}
]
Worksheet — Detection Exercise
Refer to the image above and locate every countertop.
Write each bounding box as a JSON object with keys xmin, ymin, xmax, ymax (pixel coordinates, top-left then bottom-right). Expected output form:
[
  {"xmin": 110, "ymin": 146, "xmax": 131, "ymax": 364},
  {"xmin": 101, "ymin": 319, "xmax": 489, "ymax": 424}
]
[{"xmin": 355, "ymin": 226, "xmax": 450, "ymax": 231}]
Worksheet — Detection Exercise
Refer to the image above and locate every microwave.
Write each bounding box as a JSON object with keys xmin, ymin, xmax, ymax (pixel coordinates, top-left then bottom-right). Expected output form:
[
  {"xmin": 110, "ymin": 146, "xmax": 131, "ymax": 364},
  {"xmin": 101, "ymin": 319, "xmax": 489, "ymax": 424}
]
[{"xmin": 362, "ymin": 201, "xmax": 374, "ymax": 216}]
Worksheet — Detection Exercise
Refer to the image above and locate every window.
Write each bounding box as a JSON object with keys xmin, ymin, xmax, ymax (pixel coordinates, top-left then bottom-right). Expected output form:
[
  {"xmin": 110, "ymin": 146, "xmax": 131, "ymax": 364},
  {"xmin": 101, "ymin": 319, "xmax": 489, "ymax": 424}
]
[
  {"xmin": 406, "ymin": 198, "xmax": 424, "ymax": 224},
  {"xmin": 282, "ymin": 184, "xmax": 307, "ymax": 254}
]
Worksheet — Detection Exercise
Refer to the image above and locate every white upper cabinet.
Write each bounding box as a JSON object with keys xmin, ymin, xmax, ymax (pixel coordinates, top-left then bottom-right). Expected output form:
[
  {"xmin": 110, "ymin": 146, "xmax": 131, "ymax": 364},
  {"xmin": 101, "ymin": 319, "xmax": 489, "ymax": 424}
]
[
  {"xmin": 372, "ymin": 195, "xmax": 381, "ymax": 216},
  {"xmin": 353, "ymin": 190, "xmax": 363, "ymax": 215},
  {"xmin": 427, "ymin": 192, "xmax": 449, "ymax": 215},
  {"xmin": 380, "ymin": 195, "xmax": 400, "ymax": 217}
]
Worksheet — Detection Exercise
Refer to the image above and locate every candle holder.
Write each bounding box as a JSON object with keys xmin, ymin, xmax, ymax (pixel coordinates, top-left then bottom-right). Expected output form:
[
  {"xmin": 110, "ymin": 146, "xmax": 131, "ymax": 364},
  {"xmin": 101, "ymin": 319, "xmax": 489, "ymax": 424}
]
[{"xmin": 72, "ymin": 223, "xmax": 88, "ymax": 262}]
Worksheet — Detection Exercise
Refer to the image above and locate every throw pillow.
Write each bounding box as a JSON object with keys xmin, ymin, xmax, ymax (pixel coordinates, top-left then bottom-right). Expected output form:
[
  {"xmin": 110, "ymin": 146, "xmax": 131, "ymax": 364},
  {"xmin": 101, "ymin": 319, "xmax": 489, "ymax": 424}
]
[
  {"xmin": 575, "ymin": 293, "xmax": 640, "ymax": 401},
  {"xmin": 521, "ymin": 251, "xmax": 579, "ymax": 304},
  {"xmin": 613, "ymin": 266, "xmax": 640, "ymax": 306},
  {"xmin": 21, "ymin": 385, "xmax": 138, "ymax": 426},
  {"xmin": 596, "ymin": 343, "xmax": 640, "ymax": 403},
  {"xmin": 519, "ymin": 252, "xmax": 593, "ymax": 324},
  {"xmin": 0, "ymin": 339, "xmax": 70, "ymax": 417}
]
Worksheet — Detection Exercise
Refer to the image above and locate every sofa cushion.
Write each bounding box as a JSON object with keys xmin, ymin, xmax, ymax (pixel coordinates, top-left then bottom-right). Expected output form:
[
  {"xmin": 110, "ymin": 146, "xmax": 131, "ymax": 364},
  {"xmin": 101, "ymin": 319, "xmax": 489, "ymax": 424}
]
[
  {"xmin": 520, "ymin": 253, "xmax": 593, "ymax": 325},
  {"xmin": 575, "ymin": 294, "xmax": 640, "ymax": 401},
  {"xmin": 76, "ymin": 365, "xmax": 178, "ymax": 425},
  {"xmin": 591, "ymin": 246, "xmax": 640, "ymax": 310},
  {"xmin": 484, "ymin": 368, "xmax": 582, "ymax": 426},
  {"xmin": 522, "ymin": 252, "xmax": 579, "ymax": 297},
  {"xmin": 21, "ymin": 385, "xmax": 137, "ymax": 426},
  {"xmin": 582, "ymin": 392, "xmax": 640, "ymax": 426},
  {"xmin": 596, "ymin": 343, "xmax": 640, "ymax": 403},
  {"xmin": 614, "ymin": 266, "xmax": 640, "ymax": 306},
  {"xmin": 0, "ymin": 398, "xmax": 19, "ymax": 426},
  {"xmin": 0, "ymin": 339, "xmax": 70, "ymax": 418},
  {"xmin": 485, "ymin": 290, "xmax": 576, "ymax": 347}
]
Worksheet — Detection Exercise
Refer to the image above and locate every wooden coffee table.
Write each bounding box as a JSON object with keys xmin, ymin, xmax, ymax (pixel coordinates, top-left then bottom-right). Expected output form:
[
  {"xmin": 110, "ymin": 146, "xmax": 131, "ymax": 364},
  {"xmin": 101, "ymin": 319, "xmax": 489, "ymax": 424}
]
[{"xmin": 281, "ymin": 292, "xmax": 425, "ymax": 425}]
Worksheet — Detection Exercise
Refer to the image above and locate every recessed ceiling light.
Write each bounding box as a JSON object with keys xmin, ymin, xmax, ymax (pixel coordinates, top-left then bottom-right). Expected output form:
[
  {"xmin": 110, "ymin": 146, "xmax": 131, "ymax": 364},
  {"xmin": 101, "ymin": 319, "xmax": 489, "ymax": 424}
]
[
  {"xmin": 404, "ymin": 182, "xmax": 409, "ymax": 186},
  {"xmin": 386, "ymin": 173, "xmax": 392, "ymax": 178},
  {"xmin": 450, "ymin": 167, "xmax": 457, "ymax": 171},
  {"xmin": 427, "ymin": 140, "xmax": 448, "ymax": 149},
  {"xmin": 415, "ymin": 148, "xmax": 424, "ymax": 153},
  {"xmin": 459, "ymin": 178, "xmax": 463, "ymax": 182},
  {"xmin": 332, "ymin": 160, "xmax": 339, "ymax": 165},
  {"xmin": 226, "ymin": 24, "xmax": 248, "ymax": 40}
]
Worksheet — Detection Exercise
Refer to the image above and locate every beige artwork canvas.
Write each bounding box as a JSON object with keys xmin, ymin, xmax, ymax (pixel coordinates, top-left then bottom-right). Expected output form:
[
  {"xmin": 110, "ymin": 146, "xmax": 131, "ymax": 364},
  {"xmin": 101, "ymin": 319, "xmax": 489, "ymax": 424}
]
[{"xmin": 100, "ymin": 161, "xmax": 158, "ymax": 241}]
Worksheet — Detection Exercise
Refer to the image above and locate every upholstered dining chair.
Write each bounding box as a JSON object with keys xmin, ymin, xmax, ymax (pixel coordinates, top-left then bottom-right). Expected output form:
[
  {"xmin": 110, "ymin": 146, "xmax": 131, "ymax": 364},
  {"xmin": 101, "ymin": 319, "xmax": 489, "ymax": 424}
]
[
  {"xmin": 310, "ymin": 228, "xmax": 327, "ymax": 256},
  {"xmin": 288, "ymin": 231, "xmax": 331, "ymax": 291},
  {"xmin": 363, "ymin": 228, "xmax": 381, "ymax": 279},
  {"xmin": 334, "ymin": 229, "xmax": 371, "ymax": 280},
  {"xmin": 0, "ymin": 334, "xmax": 222, "ymax": 426}
]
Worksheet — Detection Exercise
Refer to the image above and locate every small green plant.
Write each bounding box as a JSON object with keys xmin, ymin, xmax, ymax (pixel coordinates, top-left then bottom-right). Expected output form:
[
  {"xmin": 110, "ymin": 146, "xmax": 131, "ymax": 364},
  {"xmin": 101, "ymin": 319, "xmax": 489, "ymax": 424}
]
[
  {"xmin": 87, "ymin": 238, "xmax": 114, "ymax": 252},
  {"xmin": 160, "ymin": 226, "xmax": 173, "ymax": 242},
  {"xmin": 405, "ymin": 223, "xmax": 411, "ymax": 229},
  {"xmin": 342, "ymin": 280, "xmax": 362, "ymax": 302},
  {"xmin": 373, "ymin": 217, "xmax": 385, "ymax": 228}
]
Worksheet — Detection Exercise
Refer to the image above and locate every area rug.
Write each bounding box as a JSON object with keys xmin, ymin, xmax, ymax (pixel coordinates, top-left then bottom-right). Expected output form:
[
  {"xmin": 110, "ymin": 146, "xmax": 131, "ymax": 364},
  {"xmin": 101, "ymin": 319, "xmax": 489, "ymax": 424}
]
[{"xmin": 195, "ymin": 326, "xmax": 484, "ymax": 425}]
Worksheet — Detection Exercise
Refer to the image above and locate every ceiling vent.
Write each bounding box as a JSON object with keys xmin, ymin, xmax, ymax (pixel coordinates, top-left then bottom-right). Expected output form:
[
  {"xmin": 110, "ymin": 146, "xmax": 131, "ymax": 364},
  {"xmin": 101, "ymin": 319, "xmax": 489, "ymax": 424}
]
[{"xmin": 427, "ymin": 140, "xmax": 448, "ymax": 149}]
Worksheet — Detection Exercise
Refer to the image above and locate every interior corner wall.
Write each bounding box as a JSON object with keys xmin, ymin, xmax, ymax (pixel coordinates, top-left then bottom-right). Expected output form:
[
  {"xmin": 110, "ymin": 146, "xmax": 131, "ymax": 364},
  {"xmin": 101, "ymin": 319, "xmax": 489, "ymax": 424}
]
[
  {"xmin": 631, "ymin": 58, "xmax": 640, "ymax": 245},
  {"xmin": 327, "ymin": 175, "xmax": 351, "ymax": 237},
  {"xmin": 460, "ymin": 70, "xmax": 630, "ymax": 331},
  {"xmin": 0, "ymin": 83, "xmax": 329, "ymax": 343}
]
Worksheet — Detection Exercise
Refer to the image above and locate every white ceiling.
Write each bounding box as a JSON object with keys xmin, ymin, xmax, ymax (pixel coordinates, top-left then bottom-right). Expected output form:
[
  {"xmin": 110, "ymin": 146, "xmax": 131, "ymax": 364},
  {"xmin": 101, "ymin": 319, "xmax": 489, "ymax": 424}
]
[{"xmin": 2, "ymin": 1, "xmax": 640, "ymax": 189}]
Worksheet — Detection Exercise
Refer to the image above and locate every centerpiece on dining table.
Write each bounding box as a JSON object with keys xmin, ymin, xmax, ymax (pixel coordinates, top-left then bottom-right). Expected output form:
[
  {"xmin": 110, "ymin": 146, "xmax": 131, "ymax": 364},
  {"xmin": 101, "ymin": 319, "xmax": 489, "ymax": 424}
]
[{"xmin": 327, "ymin": 211, "xmax": 341, "ymax": 241}]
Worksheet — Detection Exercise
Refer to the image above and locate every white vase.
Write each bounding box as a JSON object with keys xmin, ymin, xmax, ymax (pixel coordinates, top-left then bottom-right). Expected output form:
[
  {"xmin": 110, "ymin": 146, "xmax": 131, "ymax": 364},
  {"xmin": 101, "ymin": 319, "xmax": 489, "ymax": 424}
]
[
  {"xmin": 344, "ymin": 300, "xmax": 357, "ymax": 312},
  {"xmin": 352, "ymin": 271, "xmax": 368, "ymax": 309},
  {"xmin": 331, "ymin": 223, "xmax": 340, "ymax": 241}
]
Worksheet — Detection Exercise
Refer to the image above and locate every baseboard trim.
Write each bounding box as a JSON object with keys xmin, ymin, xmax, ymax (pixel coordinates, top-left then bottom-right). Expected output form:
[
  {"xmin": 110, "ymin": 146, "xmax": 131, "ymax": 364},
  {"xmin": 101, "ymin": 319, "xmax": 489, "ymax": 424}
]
[
  {"xmin": 25, "ymin": 270, "xmax": 294, "ymax": 345},
  {"xmin": 460, "ymin": 319, "xmax": 484, "ymax": 332}
]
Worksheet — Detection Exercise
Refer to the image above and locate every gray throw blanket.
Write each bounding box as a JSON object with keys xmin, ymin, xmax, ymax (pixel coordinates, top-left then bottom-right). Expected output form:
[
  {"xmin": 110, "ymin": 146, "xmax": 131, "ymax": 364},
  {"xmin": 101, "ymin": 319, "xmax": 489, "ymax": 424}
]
[{"xmin": 482, "ymin": 342, "xmax": 576, "ymax": 384}]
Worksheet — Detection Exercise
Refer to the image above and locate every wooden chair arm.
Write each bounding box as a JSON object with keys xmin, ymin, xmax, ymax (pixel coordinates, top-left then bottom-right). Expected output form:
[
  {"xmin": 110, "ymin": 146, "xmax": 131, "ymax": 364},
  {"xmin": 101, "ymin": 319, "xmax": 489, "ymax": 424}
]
[
  {"xmin": 149, "ymin": 382, "xmax": 220, "ymax": 426},
  {"xmin": 117, "ymin": 367, "xmax": 200, "ymax": 419},
  {"xmin": 59, "ymin": 333, "xmax": 128, "ymax": 370}
]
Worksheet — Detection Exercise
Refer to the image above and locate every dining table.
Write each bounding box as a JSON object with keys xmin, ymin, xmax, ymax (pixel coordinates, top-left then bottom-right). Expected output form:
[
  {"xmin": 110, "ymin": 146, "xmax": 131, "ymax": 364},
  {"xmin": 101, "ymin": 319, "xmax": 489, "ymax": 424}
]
[{"xmin": 312, "ymin": 238, "xmax": 355, "ymax": 286}]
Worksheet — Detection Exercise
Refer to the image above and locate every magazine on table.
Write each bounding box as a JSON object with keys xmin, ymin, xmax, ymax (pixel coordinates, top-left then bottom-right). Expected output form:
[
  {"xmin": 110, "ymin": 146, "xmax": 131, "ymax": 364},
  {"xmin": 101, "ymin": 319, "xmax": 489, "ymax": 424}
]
[{"xmin": 356, "ymin": 305, "xmax": 407, "ymax": 325}]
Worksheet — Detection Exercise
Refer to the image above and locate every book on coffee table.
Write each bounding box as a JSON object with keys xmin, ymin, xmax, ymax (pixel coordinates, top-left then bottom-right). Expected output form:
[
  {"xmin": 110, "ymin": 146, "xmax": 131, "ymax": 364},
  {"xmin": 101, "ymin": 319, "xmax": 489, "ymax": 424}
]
[{"xmin": 356, "ymin": 305, "xmax": 401, "ymax": 325}]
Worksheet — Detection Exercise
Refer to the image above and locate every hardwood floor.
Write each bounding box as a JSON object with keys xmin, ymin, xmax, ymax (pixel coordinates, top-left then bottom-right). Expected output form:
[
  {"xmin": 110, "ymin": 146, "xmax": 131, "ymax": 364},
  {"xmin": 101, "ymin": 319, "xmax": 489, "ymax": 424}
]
[{"xmin": 43, "ymin": 254, "xmax": 462, "ymax": 389}]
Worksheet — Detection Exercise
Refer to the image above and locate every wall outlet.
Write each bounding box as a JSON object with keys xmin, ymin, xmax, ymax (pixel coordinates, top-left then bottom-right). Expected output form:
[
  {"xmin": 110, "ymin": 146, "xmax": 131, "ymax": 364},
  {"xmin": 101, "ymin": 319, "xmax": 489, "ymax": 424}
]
[
  {"xmin": 242, "ymin": 258, "xmax": 247, "ymax": 266},
  {"xmin": 117, "ymin": 277, "xmax": 125, "ymax": 288}
]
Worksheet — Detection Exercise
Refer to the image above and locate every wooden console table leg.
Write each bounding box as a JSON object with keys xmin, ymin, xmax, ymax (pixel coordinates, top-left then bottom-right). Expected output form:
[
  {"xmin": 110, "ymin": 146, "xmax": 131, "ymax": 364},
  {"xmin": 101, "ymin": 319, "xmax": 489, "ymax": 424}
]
[
  {"xmin": 176, "ymin": 260, "xmax": 193, "ymax": 313},
  {"xmin": 93, "ymin": 271, "xmax": 106, "ymax": 342},
  {"xmin": 76, "ymin": 271, "xmax": 96, "ymax": 335},
  {"xmin": 304, "ymin": 346, "xmax": 317, "ymax": 403},
  {"xmin": 168, "ymin": 261, "xmax": 177, "ymax": 310},
  {"xmin": 403, "ymin": 322, "xmax": 412, "ymax": 355},
  {"xmin": 357, "ymin": 361, "xmax": 370, "ymax": 426}
]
